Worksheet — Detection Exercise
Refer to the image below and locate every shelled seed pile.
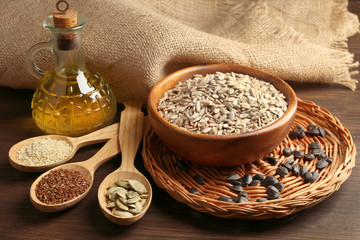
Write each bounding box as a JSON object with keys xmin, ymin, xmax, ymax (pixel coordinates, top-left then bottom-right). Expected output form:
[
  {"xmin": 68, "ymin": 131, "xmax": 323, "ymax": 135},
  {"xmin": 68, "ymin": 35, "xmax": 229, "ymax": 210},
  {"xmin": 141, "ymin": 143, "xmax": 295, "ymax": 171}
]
[
  {"xmin": 106, "ymin": 179, "xmax": 148, "ymax": 217},
  {"xmin": 35, "ymin": 169, "xmax": 90, "ymax": 204},
  {"xmin": 157, "ymin": 72, "xmax": 288, "ymax": 135},
  {"xmin": 17, "ymin": 138, "xmax": 72, "ymax": 166}
]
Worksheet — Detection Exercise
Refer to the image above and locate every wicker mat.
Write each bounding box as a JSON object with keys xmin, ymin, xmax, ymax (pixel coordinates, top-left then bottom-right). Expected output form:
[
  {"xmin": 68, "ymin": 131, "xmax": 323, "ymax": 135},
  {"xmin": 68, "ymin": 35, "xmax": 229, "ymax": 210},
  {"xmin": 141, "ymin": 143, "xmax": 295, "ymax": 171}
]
[{"xmin": 142, "ymin": 99, "xmax": 356, "ymax": 219}]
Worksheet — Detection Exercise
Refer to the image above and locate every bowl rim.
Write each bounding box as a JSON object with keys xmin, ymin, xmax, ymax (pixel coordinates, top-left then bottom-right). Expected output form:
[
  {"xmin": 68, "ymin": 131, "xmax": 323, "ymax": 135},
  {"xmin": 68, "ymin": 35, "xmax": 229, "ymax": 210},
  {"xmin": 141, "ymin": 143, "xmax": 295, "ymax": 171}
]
[{"xmin": 148, "ymin": 64, "xmax": 297, "ymax": 140}]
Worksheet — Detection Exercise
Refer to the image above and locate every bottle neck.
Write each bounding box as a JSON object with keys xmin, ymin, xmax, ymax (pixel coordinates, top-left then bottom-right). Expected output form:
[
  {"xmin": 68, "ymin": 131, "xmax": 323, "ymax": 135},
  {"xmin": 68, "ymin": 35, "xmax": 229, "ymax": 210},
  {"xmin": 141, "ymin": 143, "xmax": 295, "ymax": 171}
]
[{"xmin": 51, "ymin": 29, "xmax": 86, "ymax": 76}]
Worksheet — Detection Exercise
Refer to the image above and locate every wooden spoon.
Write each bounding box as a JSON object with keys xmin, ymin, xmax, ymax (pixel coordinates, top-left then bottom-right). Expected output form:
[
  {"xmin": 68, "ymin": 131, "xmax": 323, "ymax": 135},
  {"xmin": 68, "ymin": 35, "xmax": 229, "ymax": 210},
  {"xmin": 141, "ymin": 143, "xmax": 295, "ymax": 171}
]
[
  {"xmin": 98, "ymin": 101, "xmax": 152, "ymax": 225},
  {"xmin": 9, "ymin": 123, "xmax": 119, "ymax": 172},
  {"xmin": 29, "ymin": 135, "xmax": 121, "ymax": 212}
]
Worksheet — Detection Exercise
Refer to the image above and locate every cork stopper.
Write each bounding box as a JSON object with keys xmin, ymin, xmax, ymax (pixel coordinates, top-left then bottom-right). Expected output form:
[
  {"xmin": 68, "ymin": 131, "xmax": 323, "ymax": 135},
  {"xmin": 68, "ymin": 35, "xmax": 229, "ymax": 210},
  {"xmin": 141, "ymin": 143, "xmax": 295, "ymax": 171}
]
[
  {"xmin": 53, "ymin": 9, "xmax": 77, "ymax": 29},
  {"xmin": 52, "ymin": 1, "xmax": 78, "ymax": 50},
  {"xmin": 53, "ymin": 0, "xmax": 77, "ymax": 29}
]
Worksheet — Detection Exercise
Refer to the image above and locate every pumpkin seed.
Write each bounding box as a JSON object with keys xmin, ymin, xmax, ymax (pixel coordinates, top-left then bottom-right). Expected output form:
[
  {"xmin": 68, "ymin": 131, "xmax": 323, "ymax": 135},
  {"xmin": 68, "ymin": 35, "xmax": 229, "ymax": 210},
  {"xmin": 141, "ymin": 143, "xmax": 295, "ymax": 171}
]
[
  {"xmin": 106, "ymin": 201, "xmax": 116, "ymax": 208},
  {"xmin": 116, "ymin": 199, "xmax": 129, "ymax": 211},
  {"xmin": 119, "ymin": 197, "xmax": 128, "ymax": 205},
  {"xmin": 116, "ymin": 180, "xmax": 131, "ymax": 188},
  {"xmin": 129, "ymin": 208, "xmax": 142, "ymax": 215},
  {"xmin": 110, "ymin": 189, "xmax": 126, "ymax": 200},
  {"xmin": 127, "ymin": 190, "xmax": 139, "ymax": 199},
  {"xmin": 127, "ymin": 195, "xmax": 141, "ymax": 204},
  {"xmin": 107, "ymin": 186, "xmax": 126, "ymax": 196},
  {"xmin": 139, "ymin": 199, "xmax": 147, "ymax": 206},
  {"xmin": 128, "ymin": 180, "xmax": 147, "ymax": 194},
  {"xmin": 115, "ymin": 188, "xmax": 127, "ymax": 199},
  {"xmin": 140, "ymin": 193, "xmax": 149, "ymax": 199},
  {"xmin": 106, "ymin": 179, "xmax": 149, "ymax": 217},
  {"xmin": 135, "ymin": 201, "xmax": 144, "ymax": 210},
  {"xmin": 112, "ymin": 208, "xmax": 134, "ymax": 217}
]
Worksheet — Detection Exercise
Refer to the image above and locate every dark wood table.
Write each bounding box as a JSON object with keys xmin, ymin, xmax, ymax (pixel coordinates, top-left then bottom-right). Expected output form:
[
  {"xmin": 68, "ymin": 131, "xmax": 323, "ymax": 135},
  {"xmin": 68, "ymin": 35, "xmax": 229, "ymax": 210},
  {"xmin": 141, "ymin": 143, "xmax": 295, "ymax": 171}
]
[{"xmin": 1, "ymin": 3, "xmax": 359, "ymax": 240}]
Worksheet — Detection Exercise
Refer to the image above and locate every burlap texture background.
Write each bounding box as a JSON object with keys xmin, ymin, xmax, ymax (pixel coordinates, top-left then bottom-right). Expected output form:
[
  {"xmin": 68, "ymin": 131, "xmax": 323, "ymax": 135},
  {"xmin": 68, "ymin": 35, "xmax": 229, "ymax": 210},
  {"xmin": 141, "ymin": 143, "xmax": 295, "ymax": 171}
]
[{"xmin": 0, "ymin": 0, "xmax": 359, "ymax": 103}]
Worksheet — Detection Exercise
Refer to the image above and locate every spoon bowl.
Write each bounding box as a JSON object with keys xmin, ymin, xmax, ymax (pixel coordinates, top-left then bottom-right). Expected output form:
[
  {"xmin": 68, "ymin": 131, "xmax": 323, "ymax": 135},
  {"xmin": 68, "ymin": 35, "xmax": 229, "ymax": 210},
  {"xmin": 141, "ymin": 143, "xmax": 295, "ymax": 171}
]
[
  {"xmin": 98, "ymin": 169, "xmax": 153, "ymax": 225},
  {"xmin": 29, "ymin": 136, "xmax": 121, "ymax": 212},
  {"xmin": 98, "ymin": 101, "xmax": 152, "ymax": 225},
  {"xmin": 30, "ymin": 164, "xmax": 94, "ymax": 212},
  {"xmin": 9, "ymin": 123, "xmax": 119, "ymax": 172}
]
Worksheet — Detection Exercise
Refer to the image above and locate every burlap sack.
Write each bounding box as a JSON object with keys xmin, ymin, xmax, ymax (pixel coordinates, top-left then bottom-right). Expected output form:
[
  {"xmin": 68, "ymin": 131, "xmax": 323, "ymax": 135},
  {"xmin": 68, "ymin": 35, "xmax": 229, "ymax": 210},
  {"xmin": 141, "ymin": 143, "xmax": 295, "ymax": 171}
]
[{"xmin": 0, "ymin": 0, "xmax": 358, "ymax": 103}]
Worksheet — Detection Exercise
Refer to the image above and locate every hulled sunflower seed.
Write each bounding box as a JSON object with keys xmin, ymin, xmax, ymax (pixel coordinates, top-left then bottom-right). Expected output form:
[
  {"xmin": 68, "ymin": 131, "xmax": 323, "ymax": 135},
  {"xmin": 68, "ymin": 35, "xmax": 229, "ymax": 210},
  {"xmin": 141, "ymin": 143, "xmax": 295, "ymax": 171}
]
[{"xmin": 157, "ymin": 72, "xmax": 288, "ymax": 135}]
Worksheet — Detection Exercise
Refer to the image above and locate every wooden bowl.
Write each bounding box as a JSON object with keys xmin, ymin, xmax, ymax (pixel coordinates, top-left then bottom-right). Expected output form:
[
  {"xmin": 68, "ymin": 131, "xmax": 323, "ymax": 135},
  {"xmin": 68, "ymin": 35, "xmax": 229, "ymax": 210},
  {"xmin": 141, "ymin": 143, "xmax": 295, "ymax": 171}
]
[{"xmin": 147, "ymin": 64, "xmax": 297, "ymax": 166}]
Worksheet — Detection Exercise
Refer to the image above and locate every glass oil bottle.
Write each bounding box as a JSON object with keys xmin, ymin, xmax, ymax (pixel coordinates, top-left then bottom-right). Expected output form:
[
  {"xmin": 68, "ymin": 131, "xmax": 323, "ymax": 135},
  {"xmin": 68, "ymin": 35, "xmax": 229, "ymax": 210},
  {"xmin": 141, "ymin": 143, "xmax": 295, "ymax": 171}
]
[{"xmin": 26, "ymin": 3, "xmax": 116, "ymax": 136}]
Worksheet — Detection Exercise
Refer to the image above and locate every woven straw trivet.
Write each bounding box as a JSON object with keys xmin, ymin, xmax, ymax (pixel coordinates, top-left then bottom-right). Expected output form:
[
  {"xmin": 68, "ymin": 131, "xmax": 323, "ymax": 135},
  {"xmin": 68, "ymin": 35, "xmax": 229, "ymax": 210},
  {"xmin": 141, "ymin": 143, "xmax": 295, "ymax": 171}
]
[{"xmin": 142, "ymin": 99, "xmax": 356, "ymax": 219}]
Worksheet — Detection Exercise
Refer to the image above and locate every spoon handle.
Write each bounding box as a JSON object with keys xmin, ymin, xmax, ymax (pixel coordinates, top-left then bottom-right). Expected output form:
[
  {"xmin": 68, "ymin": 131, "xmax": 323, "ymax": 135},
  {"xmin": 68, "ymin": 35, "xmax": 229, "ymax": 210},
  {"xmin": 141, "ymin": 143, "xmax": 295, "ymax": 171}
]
[
  {"xmin": 119, "ymin": 101, "xmax": 144, "ymax": 172},
  {"xmin": 72, "ymin": 123, "xmax": 119, "ymax": 147},
  {"xmin": 80, "ymin": 136, "xmax": 121, "ymax": 173}
]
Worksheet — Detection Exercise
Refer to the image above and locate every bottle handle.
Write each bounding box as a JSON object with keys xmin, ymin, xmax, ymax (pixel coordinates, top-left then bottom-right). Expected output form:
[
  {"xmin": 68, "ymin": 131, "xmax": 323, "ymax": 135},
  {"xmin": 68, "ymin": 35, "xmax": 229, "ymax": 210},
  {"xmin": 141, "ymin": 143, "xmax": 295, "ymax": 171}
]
[{"xmin": 25, "ymin": 41, "xmax": 53, "ymax": 80}]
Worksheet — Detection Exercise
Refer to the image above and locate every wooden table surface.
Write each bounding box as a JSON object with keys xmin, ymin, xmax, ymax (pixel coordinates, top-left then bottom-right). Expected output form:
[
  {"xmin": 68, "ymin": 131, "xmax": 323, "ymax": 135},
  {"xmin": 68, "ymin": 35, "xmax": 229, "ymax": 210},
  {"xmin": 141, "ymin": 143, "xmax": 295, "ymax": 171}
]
[{"xmin": 1, "ymin": 3, "xmax": 360, "ymax": 240}]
